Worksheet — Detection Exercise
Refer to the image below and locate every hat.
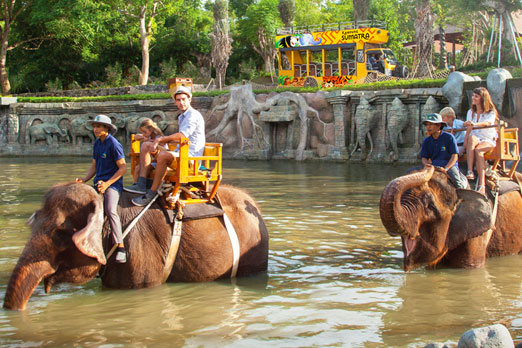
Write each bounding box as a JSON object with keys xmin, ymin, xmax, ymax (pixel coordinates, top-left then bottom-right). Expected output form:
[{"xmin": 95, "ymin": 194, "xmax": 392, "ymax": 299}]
[
  {"xmin": 173, "ymin": 86, "xmax": 192, "ymax": 98},
  {"xmin": 423, "ymin": 113, "xmax": 447, "ymax": 128},
  {"xmin": 87, "ymin": 114, "xmax": 117, "ymax": 134}
]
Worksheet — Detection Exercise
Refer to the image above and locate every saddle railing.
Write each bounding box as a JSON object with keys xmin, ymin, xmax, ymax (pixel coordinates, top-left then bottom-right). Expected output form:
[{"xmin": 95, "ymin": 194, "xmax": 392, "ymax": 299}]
[
  {"xmin": 130, "ymin": 135, "xmax": 222, "ymax": 208},
  {"xmin": 457, "ymin": 123, "xmax": 520, "ymax": 179}
]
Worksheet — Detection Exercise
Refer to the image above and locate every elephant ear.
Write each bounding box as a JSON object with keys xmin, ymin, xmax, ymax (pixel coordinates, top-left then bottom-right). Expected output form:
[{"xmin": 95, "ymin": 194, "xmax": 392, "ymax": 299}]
[
  {"xmin": 72, "ymin": 199, "xmax": 106, "ymax": 265},
  {"xmin": 447, "ymin": 189, "xmax": 493, "ymax": 250},
  {"xmin": 85, "ymin": 122, "xmax": 93, "ymax": 131}
]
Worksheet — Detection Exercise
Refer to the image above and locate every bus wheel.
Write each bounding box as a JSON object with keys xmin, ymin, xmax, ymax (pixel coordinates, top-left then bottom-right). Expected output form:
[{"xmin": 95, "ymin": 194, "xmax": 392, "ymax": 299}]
[{"xmin": 304, "ymin": 77, "xmax": 318, "ymax": 87}]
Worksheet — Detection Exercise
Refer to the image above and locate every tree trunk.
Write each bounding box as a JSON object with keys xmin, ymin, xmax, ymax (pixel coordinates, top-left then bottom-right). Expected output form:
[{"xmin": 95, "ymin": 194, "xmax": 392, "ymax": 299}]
[
  {"xmin": 278, "ymin": 0, "xmax": 295, "ymax": 27},
  {"xmin": 353, "ymin": 0, "xmax": 370, "ymax": 23},
  {"xmin": 138, "ymin": 10, "xmax": 150, "ymax": 86},
  {"xmin": 413, "ymin": 0, "xmax": 434, "ymax": 78},
  {"xmin": 210, "ymin": 0, "xmax": 232, "ymax": 90},
  {"xmin": 252, "ymin": 26, "xmax": 276, "ymax": 82},
  {"xmin": 438, "ymin": 24, "xmax": 447, "ymax": 69},
  {"xmin": 0, "ymin": 15, "xmax": 11, "ymax": 94}
]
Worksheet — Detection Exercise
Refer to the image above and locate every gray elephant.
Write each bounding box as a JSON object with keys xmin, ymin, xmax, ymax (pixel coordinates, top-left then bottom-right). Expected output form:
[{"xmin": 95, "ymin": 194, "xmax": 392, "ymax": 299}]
[
  {"xmin": 351, "ymin": 97, "xmax": 380, "ymax": 161},
  {"xmin": 69, "ymin": 116, "xmax": 95, "ymax": 144},
  {"xmin": 25, "ymin": 123, "xmax": 69, "ymax": 145},
  {"xmin": 3, "ymin": 182, "xmax": 269, "ymax": 310}
]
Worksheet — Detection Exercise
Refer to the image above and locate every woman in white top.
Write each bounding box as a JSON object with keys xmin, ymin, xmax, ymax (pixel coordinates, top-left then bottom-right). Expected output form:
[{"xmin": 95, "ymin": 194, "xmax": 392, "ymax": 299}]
[{"xmin": 463, "ymin": 87, "xmax": 498, "ymax": 194}]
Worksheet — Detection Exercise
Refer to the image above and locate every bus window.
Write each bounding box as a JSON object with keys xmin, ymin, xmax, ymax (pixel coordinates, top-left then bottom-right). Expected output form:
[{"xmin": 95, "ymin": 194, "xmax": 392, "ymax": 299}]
[
  {"xmin": 309, "ymin": 49, "xmax": 322, "ymax": 76},
  {"xmin": 324, "ymin": 49, "xmax": 338, "ymax": 76},
  {"xmin": 341, "ymin": 48, "xmax": 356, "ymax": 76}
]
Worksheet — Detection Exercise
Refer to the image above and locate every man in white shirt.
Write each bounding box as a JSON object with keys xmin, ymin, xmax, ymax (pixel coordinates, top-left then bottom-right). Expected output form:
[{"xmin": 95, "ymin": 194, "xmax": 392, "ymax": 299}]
[{"xmin": 130, "ymin": 86, "xmax": 205, "ymax": 206}]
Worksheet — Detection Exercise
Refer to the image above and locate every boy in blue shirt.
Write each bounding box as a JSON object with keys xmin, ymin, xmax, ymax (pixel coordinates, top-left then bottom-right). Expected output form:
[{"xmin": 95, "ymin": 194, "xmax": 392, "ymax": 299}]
[
  {"xmin": 76, "ymin": 114, "xmax": 127, "ymax": 263},
  {"xmin": 420, "ymin": 113, "xmax": 468, "ymax": 189}
]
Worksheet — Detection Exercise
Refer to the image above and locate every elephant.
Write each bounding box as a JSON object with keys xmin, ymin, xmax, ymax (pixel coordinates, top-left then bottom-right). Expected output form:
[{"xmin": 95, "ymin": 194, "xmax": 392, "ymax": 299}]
[
  {"xmin": 3, "ymin": 182, "xmax": 269, "ymax": 310},
  {"xmin": 69, "ymin": 116, "xmax": 95, "ymax": 144},
  {"xmin": 25, "ymin": 122, "xmax": 69, "ymax": 145},
  {"xmin": 379, "ymin": 166, "xmax": 522, "ymax": 271}
]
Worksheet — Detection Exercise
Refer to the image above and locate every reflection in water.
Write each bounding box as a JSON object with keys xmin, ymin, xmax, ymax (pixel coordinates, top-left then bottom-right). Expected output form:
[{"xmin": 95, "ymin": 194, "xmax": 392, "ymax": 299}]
[{"xmin": 0, "ymin": 158, "xmax": 520, "ymax": 347}]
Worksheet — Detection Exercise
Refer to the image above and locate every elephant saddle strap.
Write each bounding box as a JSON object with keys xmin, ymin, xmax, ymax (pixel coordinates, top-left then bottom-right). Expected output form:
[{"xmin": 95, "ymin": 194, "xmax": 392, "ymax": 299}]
[
  {"xmin": 162, "ymin": 199, "xmax": 224, "ymax": 224},
  {"xmin": 160, "ymin": 195, "xmax": 240, "ymax": 279}
]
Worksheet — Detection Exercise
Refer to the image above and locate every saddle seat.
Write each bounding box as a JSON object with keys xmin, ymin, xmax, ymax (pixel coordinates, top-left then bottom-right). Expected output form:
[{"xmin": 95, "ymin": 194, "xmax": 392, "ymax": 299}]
[
  {"xmin": 130, "ymin": 135, "xmax": 222, "ymax": 209},
  {"xmin": 459, "ymin": 125, "xmax": 520, "ymax": 181}
]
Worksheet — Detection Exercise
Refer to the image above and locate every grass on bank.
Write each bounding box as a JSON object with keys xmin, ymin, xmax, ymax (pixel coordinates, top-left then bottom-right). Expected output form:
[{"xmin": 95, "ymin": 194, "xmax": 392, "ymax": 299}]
[
  {"xmin": 15, "ymin": 63, "xmax": 522, "ymax": 103},
  {"xmin": 13, "ymin": 77, "xmax": 448, "ymax": 103}
]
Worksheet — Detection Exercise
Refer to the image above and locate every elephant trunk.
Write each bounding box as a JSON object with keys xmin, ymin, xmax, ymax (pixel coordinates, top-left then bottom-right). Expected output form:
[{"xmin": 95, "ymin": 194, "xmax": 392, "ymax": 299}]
[
  {"xmin": 380, "ymin": 166, "xmax": 435, "ymax": 237},
  {"xmin": 3, "ymin": 252, "xmax": 56, "ymax": 310}
]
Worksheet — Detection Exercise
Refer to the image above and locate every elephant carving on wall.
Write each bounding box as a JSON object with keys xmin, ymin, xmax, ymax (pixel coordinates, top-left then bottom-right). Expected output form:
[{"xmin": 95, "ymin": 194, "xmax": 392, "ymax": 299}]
[
  {"xmin": 351, "ymin": 97, "xmax": 380, "ymax": 160},
  {"xmin": 69, "ymin": 116, "xmax": 95, "ymax": 144},
  {"xmin": 386, "ymin": 98, "xmax": 414, "ymax": 162},
  {"xmin": 125, "ymin": 113, "xmax": 149, "ymax": 141},
  {"xmin": 108, "ymin": 113, "xmax": 127, "ymax": 144},
  {"xmin": 4, "ymin": 183, "xmax": 269, "ymax": 310},
  {"xmin": 380, "ymin": 166, "xmax": 522, "ymax": 271},
  {"xmin": 25, "ymin": 121, "xmax": 69, "ymax": 145}
]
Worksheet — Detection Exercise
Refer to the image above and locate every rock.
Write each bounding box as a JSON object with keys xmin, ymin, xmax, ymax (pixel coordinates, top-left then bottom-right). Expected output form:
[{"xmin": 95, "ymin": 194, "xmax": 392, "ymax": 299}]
[
  {"xmin": 442, "ymin": 72, "xmax": 476, "ymax": 115},
  {"xmin": 458, "ymin": 324, "xmax": 514, "ymax": 348},
  {"xmin": 487, "ymin": 68, "xmax": 512, "ymax": 111},
  {"xmin": 423, "ymin": 343, "xmax": 452, "ymax": 348}
]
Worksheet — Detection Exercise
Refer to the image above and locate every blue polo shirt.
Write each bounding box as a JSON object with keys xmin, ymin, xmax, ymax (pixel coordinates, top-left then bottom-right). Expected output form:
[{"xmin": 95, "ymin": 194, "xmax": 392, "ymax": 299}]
[
  {"xmin": 93, "ymin": 134, "xmax": 125, "ymax": 191},
  {"xmin": 420, "ymin": 131, "xmax": 459, "ymax": 169}
]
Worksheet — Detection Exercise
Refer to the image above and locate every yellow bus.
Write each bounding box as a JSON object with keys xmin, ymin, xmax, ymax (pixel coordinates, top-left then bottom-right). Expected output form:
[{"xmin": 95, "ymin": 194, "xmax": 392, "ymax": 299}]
[{"xmin": 275, "ymin": 21, "xmax": 408, "ymax": 88}]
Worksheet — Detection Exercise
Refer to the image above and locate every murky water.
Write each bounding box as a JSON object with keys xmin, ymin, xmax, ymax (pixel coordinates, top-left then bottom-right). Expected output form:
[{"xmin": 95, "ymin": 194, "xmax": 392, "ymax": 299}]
[{"xmin": 0, "ymin": 158, "xmax": 521, "ymax": 348}]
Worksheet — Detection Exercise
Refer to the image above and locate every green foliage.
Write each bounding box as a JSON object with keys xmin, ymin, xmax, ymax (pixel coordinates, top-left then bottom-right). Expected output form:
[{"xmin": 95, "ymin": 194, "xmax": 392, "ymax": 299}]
[
  {"xmin": 278, "ymin": 0, "xmax": 296, "ymax": 27},
  {"xmin": 104, "ymin": 63, "xmax": 123, "ymax": 87},
  {"xmin": 158, "ymin": 58, "xmax": 177, "ymax": 83},
  {"xmin": 5, "ymin": 0, "xmax": 522, "ymax": 93},
  {"xmin": 45, "ymin": 78, "xmax": 63, "ymax": 92},
  {"xmin": 238, "ymin": 58, "xmax": 258, "ymax": 80}
]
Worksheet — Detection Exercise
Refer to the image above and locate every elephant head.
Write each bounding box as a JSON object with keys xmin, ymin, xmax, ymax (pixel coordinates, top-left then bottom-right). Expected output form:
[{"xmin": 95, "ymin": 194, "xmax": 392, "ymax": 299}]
[
  {"xmin": 4, "ymin": 183, "xmax": 105, "ymax": 310},
  {"xmin": 379, "ymin": 166, "xmax": 493, "ymax": 271}
]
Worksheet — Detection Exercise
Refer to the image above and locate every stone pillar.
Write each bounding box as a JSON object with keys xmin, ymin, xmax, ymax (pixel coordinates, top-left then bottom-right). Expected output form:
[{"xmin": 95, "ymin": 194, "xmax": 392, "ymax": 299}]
[
  {"xmin": 0, "ymin": 98, "xmax": 18, "ymax": 144},
  {"xmin": 325, "ymin": 90, "xmax": 351, "ymax": 160}
]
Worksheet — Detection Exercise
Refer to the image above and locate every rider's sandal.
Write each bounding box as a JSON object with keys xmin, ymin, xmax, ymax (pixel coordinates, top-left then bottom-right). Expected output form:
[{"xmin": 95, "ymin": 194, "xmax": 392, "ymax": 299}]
[{"xmin": 466, "ymin": 170, "xmax": 475, "ymax": 180}]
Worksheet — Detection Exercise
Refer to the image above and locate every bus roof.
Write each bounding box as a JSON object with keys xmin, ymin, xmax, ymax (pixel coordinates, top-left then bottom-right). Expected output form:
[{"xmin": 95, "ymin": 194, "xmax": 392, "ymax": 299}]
[{"xmin": 276, "ymin": 20, "xmax": 387, "ymax": 36}]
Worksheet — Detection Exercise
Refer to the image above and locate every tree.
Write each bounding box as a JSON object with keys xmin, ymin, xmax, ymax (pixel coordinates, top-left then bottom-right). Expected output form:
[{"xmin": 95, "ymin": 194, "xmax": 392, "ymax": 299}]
[
  {"xmin": 239, "ymin": 0, "xmax": 281, "ymax": 80},
  {"xmin": 353, "ymin": 0, "xmax": 370, "ymax": 23},
  {"xmin": 210, "ymin": 0, "xmax": 232, "ymax": 89},
  {"xmin": 278, "ymin": 0, "xmax": 295, "ymax": 27},
  {"xmin": 0, "ymin": 0, "xmax": 57, "ymax": 94},
  {"xmin": 412, "ymin": 0, "xmax": 434, "ymax": 77},
  {"xmin": 106, "ymin": 0, "xmax": 179, "ymax": 85}
]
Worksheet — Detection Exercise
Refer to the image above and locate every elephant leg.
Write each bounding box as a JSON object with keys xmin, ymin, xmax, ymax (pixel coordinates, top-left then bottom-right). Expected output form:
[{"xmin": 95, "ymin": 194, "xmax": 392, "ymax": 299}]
[{"xmin": 46, "ymin": 135, "xmax": 52, "ymax": 145}]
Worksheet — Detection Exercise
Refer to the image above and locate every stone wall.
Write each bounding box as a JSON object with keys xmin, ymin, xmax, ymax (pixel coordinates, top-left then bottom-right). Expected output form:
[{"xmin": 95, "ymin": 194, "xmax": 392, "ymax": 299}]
[{"xmin": 2, "ymin": 77, "xmax": 521, "ymax": 163}]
